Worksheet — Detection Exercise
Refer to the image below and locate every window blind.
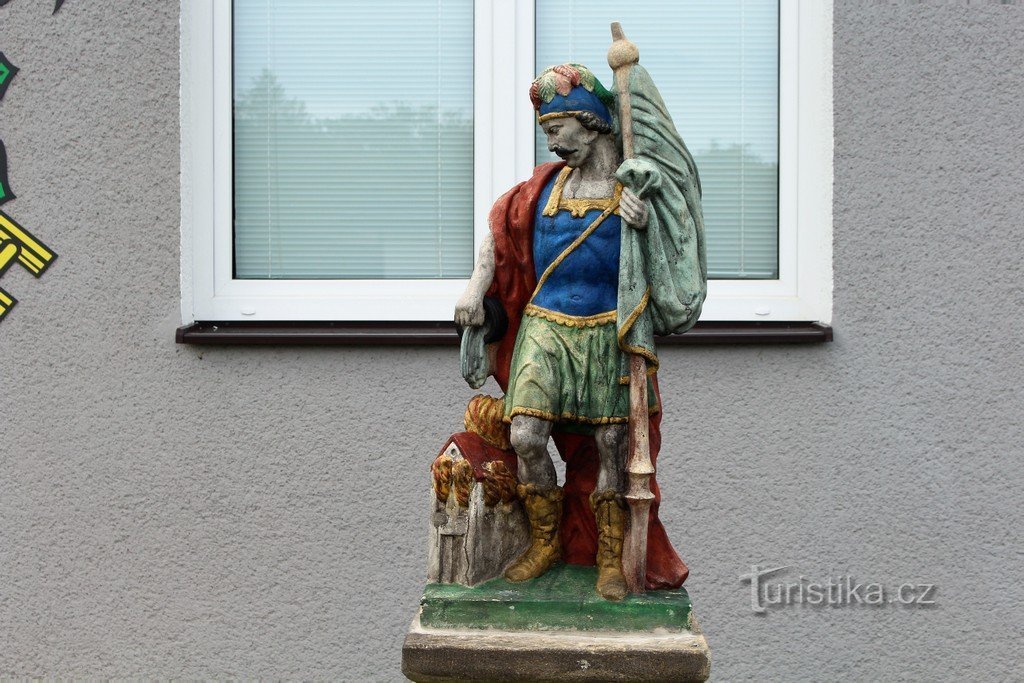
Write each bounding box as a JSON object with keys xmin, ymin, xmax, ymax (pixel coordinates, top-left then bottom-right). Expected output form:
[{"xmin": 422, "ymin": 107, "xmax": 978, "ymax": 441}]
[
  {"xmin": 536, "ymin": 0, "xmax": 779, "ymax": 279},
  {"xmin": 233, "ymin": 0, "xmax": 474, "ymax": 280}
]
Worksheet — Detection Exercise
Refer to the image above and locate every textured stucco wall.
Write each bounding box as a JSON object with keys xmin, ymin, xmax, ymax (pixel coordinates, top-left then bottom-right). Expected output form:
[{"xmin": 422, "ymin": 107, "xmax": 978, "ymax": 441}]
[{"xmin": 0, "ymin": 1, "xmax": 1021, "ymax": 680}]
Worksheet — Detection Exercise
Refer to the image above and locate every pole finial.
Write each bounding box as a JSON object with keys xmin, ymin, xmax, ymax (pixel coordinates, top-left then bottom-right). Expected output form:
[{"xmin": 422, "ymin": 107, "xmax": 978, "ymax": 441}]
[{"xmin": 607, "ymin": 22, "xmax": 639, "ymax": 70}]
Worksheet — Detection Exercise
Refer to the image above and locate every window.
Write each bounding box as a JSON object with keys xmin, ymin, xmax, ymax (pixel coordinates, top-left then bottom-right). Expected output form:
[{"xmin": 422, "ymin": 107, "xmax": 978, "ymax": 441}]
[
  {"xmin": 233, "ymin": 1, "xmax": 474, "ymax": 281},
  {"xmin": 180, "ymin": 0, "xmax": 832, "ymax": 324}
]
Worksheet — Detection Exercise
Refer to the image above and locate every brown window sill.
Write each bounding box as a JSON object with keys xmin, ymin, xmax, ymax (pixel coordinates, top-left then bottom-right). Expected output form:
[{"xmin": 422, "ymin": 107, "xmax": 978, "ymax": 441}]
[{"xmin": 175, "ymin": 320, "xmax": 832, "ymax": 345}]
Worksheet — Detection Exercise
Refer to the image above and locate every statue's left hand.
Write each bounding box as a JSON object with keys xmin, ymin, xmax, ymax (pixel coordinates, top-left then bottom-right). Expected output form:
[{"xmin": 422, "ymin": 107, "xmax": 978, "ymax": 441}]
[{"xmin": 620, "ymin": 187, "xmax": 649, "ymax": 229}]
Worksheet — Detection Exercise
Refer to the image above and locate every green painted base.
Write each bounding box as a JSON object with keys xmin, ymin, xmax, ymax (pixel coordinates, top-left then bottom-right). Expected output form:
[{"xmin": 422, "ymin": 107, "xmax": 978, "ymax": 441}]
[{"xmin": 419, "ymin": 563, "xmax": 694, "ymax": 633}]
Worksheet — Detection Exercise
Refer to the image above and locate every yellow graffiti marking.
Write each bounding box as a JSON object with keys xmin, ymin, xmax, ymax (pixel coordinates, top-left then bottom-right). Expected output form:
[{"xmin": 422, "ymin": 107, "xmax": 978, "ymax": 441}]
[
  {"xmin": 0, "ymin": 211, "xmax": 55, "ymax": 275},
  {"xmin": 0, "ymin": 210, "xmax": 57, "ymax": 321},
  {"xmin": 0, "ymin": 240, "xmax": 18, "ymax": 317},
  {"xmin": 0, "ymin": 239, "xmax": 17, "ymax": 267},
  {"xmin": 0, "ymin": 288, "xmax": 14, "ymax": 318}
]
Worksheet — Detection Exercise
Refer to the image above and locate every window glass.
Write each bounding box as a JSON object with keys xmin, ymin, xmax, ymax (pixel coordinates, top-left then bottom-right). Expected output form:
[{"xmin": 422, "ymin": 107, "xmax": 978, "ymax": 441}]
[
  {"xmin": 233, "ymin": 0, "xmax": 474, "ymax": 279},
  {"xmin": 536, "ymin": 0, "xmax": 779, "ymax": 279}
]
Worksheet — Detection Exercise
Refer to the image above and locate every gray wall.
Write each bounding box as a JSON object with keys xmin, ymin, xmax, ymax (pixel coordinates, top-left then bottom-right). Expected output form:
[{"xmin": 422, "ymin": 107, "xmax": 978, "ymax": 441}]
[{"xmin": 0, "ymin": 1, "xmax": 1020, "ymax": 680}]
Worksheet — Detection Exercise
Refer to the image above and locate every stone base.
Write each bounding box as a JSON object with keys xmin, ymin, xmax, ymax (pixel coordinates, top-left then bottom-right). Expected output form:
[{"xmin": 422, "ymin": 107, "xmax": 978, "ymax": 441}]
[
  {"xmin": 403, "ymin": 565, "xmax": 710, "ymax": 682},
  {"xmin": 402, "ymin": 616, "xmax": 711, "ymax": 682}
]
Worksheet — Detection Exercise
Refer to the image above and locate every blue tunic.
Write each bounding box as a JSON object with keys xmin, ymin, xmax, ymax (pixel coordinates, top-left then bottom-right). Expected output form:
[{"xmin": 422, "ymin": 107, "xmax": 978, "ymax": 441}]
[
  {"xmin": 504, "ymin": 169, "xmax": 659, "ymax": 426},
  {"xmin": 531, "ymin": 173, "xmax": 621, "ymax": 316}
]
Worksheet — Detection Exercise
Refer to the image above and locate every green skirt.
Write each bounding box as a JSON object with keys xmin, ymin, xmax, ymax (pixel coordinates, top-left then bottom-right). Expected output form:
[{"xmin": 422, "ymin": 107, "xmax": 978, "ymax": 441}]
[{"xmin": 503, "ymin": 306, "xmax": 658, "ymax": 429}]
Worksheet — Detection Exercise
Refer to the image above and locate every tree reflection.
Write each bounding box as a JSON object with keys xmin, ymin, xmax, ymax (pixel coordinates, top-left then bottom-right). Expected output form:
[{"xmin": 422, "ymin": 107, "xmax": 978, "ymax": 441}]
[
  {"xmin": 234, "ymin": 69, "xmax": 474, "ymax": 280},
  {"xmin": 234, "ymin": 70, "xmax": 778, "ymax": 281}
]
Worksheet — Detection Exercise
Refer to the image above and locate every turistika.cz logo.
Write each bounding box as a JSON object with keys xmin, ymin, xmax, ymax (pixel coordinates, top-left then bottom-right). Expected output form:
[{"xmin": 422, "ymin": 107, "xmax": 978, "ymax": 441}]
[{"xmin": 739, "ymin": 565, "xmax": 938, "ymax": 614}]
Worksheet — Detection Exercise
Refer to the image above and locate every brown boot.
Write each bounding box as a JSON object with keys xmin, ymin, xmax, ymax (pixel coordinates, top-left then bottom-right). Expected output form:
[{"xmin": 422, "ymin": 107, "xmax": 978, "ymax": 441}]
[
  {"xmin": 505, "ymin": 484, "xmax": 563, "ymax": 582},
  {"xmin": 591, "ymin": 489, "xmax": 628, "ymax": 601}
]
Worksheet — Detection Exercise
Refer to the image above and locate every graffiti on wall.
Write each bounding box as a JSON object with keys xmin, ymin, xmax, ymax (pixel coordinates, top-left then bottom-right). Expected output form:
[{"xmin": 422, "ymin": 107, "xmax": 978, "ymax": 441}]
[
  {"xmin": 0, "ymin": 12, "xmax": 61, "ymax": 320},
  {"xmin": 0, "ymin": 1, "xmax": 64, "ymax": 15},
  {"xmin": 0, "ymin": 140, "xmax": 13, "ymax": 205}
]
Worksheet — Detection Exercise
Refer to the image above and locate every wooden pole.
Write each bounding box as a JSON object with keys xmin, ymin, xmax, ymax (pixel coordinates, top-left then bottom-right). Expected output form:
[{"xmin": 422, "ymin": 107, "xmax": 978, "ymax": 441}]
[{"xmin": 608, "ymin": 22, "xmax": 654, "ymax": 595}]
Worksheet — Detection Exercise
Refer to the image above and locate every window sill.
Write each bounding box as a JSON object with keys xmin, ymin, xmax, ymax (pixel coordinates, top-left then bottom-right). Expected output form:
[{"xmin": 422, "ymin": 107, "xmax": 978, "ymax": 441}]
[{"xmin": 175, "ymin": 321, "xmax": 832, "ymax": 345}]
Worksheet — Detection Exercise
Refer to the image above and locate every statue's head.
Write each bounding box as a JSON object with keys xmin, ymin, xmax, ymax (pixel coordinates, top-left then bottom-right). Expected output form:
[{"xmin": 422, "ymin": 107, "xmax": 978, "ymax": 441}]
[{"xmin": 530, "ymin": 64, "xmax": 614, "ymax": 168}]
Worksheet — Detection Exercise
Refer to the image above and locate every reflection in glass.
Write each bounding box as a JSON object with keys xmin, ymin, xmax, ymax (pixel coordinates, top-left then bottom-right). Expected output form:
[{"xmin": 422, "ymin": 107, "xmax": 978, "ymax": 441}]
[
  {"xmin": 536, "ymin": 0, "xmax": 779, "ymax": 279},
  {"xmin": 233, "ymin": 0, "xmax": 473, "ymax": 280}
]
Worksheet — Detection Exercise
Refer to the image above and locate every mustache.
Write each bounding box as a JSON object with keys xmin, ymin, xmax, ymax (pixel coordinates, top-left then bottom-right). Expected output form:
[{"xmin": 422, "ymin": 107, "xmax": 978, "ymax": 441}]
[{"xmin": 551, "ymin": 146, "xmax": 577, "ymax": 159}]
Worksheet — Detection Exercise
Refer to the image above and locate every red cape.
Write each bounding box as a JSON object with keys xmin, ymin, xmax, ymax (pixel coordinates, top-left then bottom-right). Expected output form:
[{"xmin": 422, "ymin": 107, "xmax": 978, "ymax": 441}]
[{"xmin": 486, "ymin": 162, "xmax": 688, "ymax": 589}]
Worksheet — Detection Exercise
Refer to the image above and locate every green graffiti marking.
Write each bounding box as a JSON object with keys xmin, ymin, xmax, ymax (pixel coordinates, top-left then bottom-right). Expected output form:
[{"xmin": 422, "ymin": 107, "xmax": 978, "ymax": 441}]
[
  {"xmin": 0, "ymin": 52, "xmax": 17, "ymax": 101},
  {"xmin": 0, "ymin": 140, "xmax": 14, "ymax": 205}
]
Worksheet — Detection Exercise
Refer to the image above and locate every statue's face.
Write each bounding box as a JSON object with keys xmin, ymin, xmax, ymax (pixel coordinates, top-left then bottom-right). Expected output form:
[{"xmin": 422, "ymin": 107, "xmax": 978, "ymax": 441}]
[{"xmin": 540, "ymin": 116, "xmax": 599, "ymax": 168}]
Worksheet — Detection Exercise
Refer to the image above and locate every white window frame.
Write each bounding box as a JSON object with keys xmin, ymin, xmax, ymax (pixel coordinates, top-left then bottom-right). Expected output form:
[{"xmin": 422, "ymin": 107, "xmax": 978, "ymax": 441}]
[{"xmin": 180, "ymin": 0, "xmax": 832, "ymax": 324}]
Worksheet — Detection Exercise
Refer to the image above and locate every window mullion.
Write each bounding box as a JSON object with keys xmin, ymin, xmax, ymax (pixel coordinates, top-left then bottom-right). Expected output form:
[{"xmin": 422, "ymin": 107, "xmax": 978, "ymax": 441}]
[{"xmin": 474, "ymin": 0, "xmax": 537, "ymax": 255}]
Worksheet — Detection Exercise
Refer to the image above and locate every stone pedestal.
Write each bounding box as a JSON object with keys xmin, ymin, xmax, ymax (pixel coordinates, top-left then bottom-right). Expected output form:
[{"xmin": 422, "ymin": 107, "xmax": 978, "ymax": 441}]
[{"xmin": 402, "ymin": 564, "xmax": 711, "ymax": 682}]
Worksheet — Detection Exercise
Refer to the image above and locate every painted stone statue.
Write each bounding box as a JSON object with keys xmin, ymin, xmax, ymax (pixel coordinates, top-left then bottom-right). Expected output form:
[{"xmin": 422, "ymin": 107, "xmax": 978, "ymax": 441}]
[
  {"xmin": 406, "ymin": 26, "xmax": 711, "ymax": 681},
  {"xmin": 451, "ymin": 33, "xmax": 706, "ymax": 601}
]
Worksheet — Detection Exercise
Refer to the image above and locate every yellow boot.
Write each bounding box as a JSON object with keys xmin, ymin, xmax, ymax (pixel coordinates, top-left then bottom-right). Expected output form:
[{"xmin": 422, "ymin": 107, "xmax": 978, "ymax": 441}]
[
  {"xmin": 505, "ymin": 484, "xmax": 563, "ymax": 582},
  {"xmin": 591, "ymin": 489, "xmax": 629, "ymax": 601}
]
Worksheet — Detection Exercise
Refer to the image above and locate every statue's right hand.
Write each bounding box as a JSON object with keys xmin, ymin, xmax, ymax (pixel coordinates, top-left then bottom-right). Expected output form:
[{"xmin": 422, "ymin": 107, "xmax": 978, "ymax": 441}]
[{"xmin": 455, "ymin": 292, "xmax": 485, "ymax": 327}]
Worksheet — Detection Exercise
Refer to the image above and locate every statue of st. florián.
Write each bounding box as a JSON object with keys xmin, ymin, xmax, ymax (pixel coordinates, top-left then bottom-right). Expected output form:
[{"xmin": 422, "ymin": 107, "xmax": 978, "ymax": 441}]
[
  {"xmin": 453, "ymin": 28, "xmax": 707, "ymax": 602},
  {"xmin": 406, "ymin": 26, "xmax": 712, "ymax": 682}
]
